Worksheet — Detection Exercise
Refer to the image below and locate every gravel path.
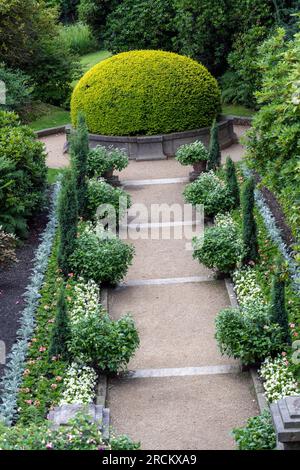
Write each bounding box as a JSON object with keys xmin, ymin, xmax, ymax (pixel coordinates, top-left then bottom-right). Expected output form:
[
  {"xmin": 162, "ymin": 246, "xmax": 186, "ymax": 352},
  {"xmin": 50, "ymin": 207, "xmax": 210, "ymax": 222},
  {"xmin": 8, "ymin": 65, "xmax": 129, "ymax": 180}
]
[{"xmin": 107, "ymin": 144, "xmax": 258, "ymax": 450}]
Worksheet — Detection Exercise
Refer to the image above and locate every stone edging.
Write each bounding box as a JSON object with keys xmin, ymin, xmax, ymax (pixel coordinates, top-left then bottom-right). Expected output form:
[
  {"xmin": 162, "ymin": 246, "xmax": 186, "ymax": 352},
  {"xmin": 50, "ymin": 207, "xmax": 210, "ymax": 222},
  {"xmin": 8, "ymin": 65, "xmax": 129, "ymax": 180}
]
[
  {"xmin": 95, "ymin": 288, "xmax": 109, "ymax": 408},
  {"xmin": 224, "ymin": 278, "xmax": 268, "ymax": 413},
  {"xmin": 35, "ymin": 125, "xmax": 69, "ymax": 138},
  {"xmin": 221, "ymin": 114, "xmax": 253, "ymax": 126}
]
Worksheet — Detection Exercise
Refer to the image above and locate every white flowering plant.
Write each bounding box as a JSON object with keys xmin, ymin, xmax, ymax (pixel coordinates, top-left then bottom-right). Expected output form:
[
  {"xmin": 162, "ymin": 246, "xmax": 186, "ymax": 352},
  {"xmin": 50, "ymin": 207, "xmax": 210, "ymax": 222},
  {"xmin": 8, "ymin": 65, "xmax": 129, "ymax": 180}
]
[
  {"xmin": 233, "ymin": 267, "xmax": 266, "ymax": 307},
  {"xmin": 68, "ymin": 277, "xmax": 104, "ymax": 324},
  {"xmin": 260, "ymin": 355, "xmax": 300, "ymax": 403},
  {"xmin": 59, "ymin": 363, "xmax": 97, "ymax": 405}
]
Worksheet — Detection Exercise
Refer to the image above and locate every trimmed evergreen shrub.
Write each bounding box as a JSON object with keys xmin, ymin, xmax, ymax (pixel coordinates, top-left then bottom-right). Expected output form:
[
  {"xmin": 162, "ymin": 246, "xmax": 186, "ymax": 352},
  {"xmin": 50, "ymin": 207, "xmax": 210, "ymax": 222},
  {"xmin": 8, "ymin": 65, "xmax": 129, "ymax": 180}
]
[
  {"xmin": 270, "ymin": 260, "xmax": 291, "ymax": 345},
  {"xmin": 207, "ymin": 119, "xmax": 221, "ymax": 170},
  {"xmin": 58, "ymin": 170, "xmax": 78, "ymax": 276},
  {"xmin": 48, "ymin": 286, "xmax": 71, "ymax": 361},
  {"xmin": 70, "ymin": 113, "xmax": 89, "ymax": 217},
  {"xmin": 225, "ymin": 157, "xmax": 240, "ymax": 207},
  {"xmin": 242, "ymin": 177, "xmax": 259, "ymax": 264},
  {"xmin": 71, "ymin": 50, "xmax": 221, "ymax": 136}
]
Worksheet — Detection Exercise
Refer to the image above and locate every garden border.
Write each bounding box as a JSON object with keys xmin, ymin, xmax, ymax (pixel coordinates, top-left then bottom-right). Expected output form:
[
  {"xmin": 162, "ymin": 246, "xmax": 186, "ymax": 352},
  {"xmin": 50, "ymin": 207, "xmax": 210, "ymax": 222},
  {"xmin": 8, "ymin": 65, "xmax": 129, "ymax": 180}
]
[
  {"xmin": 0, "ymin": 181, "xmax": 61, "ymax": 425},
  {"xmin": 224, "ymin": 278, "xmax": 268, "ymax": 413},
  {"xmin": 221, "ymin": 114, "xmax": 253, "ymax": 126}
]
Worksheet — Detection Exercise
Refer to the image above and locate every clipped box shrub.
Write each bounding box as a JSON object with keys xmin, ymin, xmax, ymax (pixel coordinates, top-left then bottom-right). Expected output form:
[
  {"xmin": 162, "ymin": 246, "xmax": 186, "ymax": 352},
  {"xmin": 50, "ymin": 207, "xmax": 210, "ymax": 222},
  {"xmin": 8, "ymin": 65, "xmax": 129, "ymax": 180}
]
[{"xmin": 71, "ymin": 50, "xmax": 221, "ymax": 136}]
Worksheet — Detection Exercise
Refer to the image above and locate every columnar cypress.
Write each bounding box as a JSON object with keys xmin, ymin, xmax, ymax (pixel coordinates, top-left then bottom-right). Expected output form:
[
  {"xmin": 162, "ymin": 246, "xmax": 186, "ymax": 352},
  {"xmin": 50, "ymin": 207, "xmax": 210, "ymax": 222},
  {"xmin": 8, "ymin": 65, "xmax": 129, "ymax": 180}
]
[
  {"xmin": 207, "ymin": 119, "xmax": 221, "ymax": 170},
  {"xmin": 270, "ymin": 260, "xmax": 291, "ymax": 345},
  {"xmin": 242, "ymin": 177, "xmax": 259, "ymax": 264},
  {"xmin": 70, "ymin": 113, "xmax": 89, "ymax": 216},
  {"xmin": 48, "ymin": 285, "xmax": 71, "ymax": 360},
  {"xmin": 58, "ymin": 170, "xmax": 78, "ymax": 276},
  {"xmin": 225, "ymin": 156, "xmax": 240, "ymax": 207}
]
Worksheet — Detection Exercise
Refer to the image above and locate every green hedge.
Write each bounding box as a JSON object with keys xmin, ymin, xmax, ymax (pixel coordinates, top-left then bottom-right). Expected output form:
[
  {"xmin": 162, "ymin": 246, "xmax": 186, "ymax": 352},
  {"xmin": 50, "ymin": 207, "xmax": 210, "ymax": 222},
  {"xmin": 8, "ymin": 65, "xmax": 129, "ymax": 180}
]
[{"xmin": 71, "ymin": 50, "xmax": 221, "ymax": 136}]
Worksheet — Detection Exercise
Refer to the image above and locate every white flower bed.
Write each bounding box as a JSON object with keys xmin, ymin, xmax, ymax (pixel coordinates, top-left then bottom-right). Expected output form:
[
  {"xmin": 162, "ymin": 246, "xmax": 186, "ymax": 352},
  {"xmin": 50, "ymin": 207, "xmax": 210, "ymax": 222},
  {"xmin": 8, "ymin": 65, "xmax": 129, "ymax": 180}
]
[
  {"xmin": 69, "ymin": 277, "xmax": 102, "ymax": 324},
  {"xmin": 233, "ymin": 267, "xmax": 265, "ymax": 307},
  {"xmin": 260, "ymin": 355, "xmax": 300, "ymax": 403},
  {"xmin": 59, "ymin": 363, "xmax": 97, "ymax": 405}
]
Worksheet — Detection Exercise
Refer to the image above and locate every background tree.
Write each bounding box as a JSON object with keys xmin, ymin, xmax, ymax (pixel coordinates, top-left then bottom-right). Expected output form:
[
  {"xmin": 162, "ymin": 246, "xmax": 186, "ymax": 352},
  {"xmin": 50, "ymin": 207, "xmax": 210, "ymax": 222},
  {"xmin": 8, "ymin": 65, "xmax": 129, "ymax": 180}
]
[
  {"xmin": 225, "ymin": 157, "xmax": 240, "ymax": 208},
  {"xmin": 48, "ymin": 285, "xmax": 71, "ymax": 360},
  {"xmin": 207, "ymin": 120, "xmax": 221, "ymax": 170},
  {"xmin": 78, "ymin": 0, "xmax": 121, "ymax": 41},
  {"xmin": 104, "ymin": 0, "xmax": 178, "ymax": 54},
  {"xmin": 70, "ymin": 114, "xmax": 89, "ymax": 217},
  {"xmin": 0, "ymin": 0, "xmax": 80, "ymax": 105},
  {"xmin": 58, "ymin": 170, "xmax": 78, "ymax": 276},
  {"xmin": 241, "ymin": 177, "xmax": 259, "ymax": 265},
  {"xmin": 269, "ymin": 259, "xmax": 291, "ymax": 344}
]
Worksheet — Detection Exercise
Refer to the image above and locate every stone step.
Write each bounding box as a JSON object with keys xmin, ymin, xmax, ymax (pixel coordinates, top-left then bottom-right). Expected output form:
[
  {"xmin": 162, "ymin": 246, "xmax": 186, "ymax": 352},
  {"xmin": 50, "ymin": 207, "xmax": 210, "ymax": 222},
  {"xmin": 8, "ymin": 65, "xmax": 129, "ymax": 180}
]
[{"xmin": 47, "ymin": 403, "xmax": 110, "ymax": 440}]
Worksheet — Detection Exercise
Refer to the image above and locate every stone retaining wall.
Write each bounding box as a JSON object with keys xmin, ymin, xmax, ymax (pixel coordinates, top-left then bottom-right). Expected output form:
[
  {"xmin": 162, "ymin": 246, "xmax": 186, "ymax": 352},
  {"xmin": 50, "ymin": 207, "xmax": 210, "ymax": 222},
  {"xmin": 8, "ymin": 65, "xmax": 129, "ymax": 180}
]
[{"xmin": 65, "ymin": 118, "xmax": 238, "ymax": 161}]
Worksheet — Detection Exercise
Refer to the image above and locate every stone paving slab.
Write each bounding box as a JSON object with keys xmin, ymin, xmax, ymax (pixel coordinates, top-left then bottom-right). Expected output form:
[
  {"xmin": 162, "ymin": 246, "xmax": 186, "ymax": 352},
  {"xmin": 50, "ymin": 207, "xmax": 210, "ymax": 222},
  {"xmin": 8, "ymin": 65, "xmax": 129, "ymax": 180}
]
[
  {"xmin": 41, "ymin": 133, "xmax": 69, "ymax": 169},
  {"xmin": 110, "ymin": 282, "xmax": 238, "ymax": 369},
  {"xmin": 107, "ymin": 373, "xmax": 259, "ymax": 450},
  {"xmin": 124, "ymin": 232, "xmax": 210, "ymax": 281},
  {"xmin": 127, "ymin": 183, "xmax": 188, "ymax": 223},
  {"xmin": 118, "ymin": 159, "xmax": 192, "ymax": 181}
]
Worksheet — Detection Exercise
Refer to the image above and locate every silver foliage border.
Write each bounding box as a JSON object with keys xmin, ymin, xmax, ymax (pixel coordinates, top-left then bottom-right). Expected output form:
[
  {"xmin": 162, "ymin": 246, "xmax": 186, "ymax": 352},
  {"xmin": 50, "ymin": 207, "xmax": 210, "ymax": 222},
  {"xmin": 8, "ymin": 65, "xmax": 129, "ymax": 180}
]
[
  {"xmin": 0, "ymin": 181, "xmax": 61, "ymax": 425},
  {"xmin": 242, "ymin": 165, "xmax": 300, "ymax": 293}
]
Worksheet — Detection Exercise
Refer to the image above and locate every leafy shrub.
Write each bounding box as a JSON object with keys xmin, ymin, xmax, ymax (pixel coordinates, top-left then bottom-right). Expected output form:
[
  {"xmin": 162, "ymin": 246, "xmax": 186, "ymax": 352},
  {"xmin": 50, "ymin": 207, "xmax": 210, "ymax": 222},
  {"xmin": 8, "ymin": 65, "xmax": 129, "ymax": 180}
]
[
  {"xmin": 221, "ymin": 25, "xmax": 269, "ymax": 109},
  {"xmin": 0, "ymin": 112, "xmax": 47, "ymax": 236},
  {"xmin": 0, "ymin": 413, "xmax": 140, "ymax": 450},
  {"xmin": 87, "ymin": 179, "xmax": 131, "ymax": 221},
  {"xmin": 183, "ymin": 171, "xmax": 233, "ymax": 217},
  {"xmin": 0, "ymin": 110, "xmax": 19, "ymax": 128},
  {"xmin": 71, "ymin": 50, "xmax": 221, "ymax": 136},
  {"xmin": 59, "ymin": 22, "xmax": 98, "ymax": 55},
  {"xmin": 0, "ymin": 0, "xmax": 81, "ymax": 106},
  {"xmin": 233, "ymin": 410, "xmax": 276, "ymax": 450},
  {"xmin": 78, "ymin": 0, "xmax": 121, "ymax": 39},
  {"xmin": 176, "ymin": 140, "xmax": 208, "ymax": 166},
  {"xmin": 0, "ymin": 65, "xmax": 33, "ymax": 112},
  {"xmin": 0, "ymin": 226, "xmax": 17, "ymax": 267},
  {"xmin": 215, "ymin": 302, "xmax": 284, "ymax": 365},
  {"xmin": 245, "ymin": 27, "xmax": 300, "ymax": 242},
  {"xmin": 69, "ymin": 311, "xmax": 139, "ymax": 373},
  {"xmin": 104, "ymin": 0, "xmax": 177, "ymax": 54},
  {"xmin": 69, "ymin": 225, "xmax": 135, "ymax": 285},
  {"xmin": 87, "ymin": 146, "xmax": 129, "ymax": 178},
  {"xmin": 193, "ymin": 224, "xmax": 243, "ymax": 274}
]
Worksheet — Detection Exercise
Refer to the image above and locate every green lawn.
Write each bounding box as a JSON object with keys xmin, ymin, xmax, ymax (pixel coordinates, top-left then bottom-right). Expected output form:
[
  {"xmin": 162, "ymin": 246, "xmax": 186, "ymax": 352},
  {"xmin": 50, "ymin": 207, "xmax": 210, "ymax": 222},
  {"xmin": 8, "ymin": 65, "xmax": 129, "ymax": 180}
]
[
  {"xmin": 222, "ymin": 104, "xmax": 255, "ymax": 117},
  {"xmin": 80, "ymin": 50, "xmax": 111, "ymax": 73},
  {"xmin": 47, "ymin": 168, "xmax": 65, "ymax": 184},
  {"xmin": 28, "ymin": 105, "xmax": 70, "ymax": 131}
]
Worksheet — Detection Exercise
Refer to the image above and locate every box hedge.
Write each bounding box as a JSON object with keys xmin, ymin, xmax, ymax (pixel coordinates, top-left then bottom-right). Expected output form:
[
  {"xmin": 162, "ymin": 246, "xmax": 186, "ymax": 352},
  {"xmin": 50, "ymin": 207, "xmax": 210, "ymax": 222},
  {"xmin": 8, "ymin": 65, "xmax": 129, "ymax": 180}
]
[{"xmin": 71, "ymin": 50, "xmax": 221, "ymax": 136}]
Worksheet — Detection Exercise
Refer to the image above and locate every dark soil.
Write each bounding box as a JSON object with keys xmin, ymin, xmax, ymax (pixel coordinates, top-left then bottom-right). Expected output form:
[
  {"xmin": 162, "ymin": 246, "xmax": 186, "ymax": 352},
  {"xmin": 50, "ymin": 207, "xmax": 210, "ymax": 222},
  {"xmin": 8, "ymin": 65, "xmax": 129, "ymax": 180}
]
[
  {"xmin": 253, "ymin": 171, "xmax": 295, "ymax": 251},
  {"xmin": 0, "ymin": 208, "xmax": 49, "ymax": 381}
]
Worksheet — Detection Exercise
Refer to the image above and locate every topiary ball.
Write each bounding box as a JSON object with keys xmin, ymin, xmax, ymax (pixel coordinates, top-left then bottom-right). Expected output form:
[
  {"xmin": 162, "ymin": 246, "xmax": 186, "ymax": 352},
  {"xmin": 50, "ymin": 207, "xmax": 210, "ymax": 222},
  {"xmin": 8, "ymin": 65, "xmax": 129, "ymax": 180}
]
[{"xmin": 71, "ymin": 50, "xmax": 221, "ymax": 136}]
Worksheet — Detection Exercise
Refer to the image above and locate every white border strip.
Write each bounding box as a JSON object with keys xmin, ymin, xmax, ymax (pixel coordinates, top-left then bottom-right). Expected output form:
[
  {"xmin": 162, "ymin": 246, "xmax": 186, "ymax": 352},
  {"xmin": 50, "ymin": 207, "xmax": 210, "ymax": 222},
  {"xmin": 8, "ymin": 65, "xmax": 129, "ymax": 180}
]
[
  {"xmin": 122, "ymin": 364, "xmax": 241, "ymax": 379},
  {"xmin": 119, "ymin": 275, "xmax": 215, "ymax": 287},
  {"xmin": 122, "ymin": 177, "xmax": 189, "ymax": 187}
]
